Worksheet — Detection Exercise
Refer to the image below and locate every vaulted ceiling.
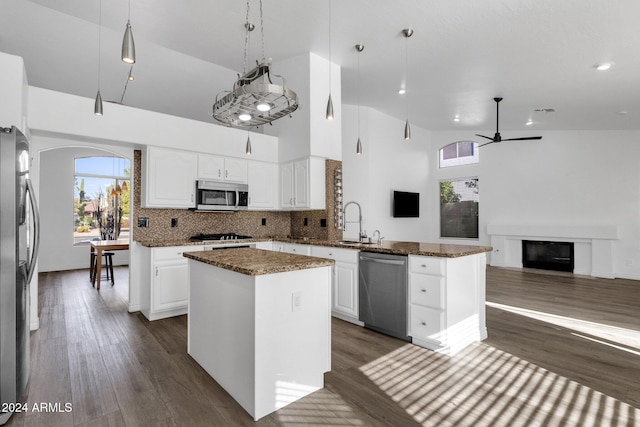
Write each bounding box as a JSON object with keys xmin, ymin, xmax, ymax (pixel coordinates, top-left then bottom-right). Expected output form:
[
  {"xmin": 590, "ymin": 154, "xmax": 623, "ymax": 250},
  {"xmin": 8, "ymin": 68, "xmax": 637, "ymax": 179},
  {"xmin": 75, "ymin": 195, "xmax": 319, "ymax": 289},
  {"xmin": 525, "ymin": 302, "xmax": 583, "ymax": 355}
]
[{"xmin": 3, "ymin": 0, "xmax": 639, "ymax": 132}]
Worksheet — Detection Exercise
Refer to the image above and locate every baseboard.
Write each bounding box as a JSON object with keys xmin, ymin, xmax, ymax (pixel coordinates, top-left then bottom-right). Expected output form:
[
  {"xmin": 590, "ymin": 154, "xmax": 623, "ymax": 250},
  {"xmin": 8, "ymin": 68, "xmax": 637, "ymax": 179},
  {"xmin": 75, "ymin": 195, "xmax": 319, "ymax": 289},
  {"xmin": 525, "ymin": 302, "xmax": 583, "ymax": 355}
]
[
  {"xmin": 613, "ymin": 272, "xmax": 640, "ymax": 280},
  {"xmin": 128, "ymin": 304, "xmax": 141, "ymax": 313}
]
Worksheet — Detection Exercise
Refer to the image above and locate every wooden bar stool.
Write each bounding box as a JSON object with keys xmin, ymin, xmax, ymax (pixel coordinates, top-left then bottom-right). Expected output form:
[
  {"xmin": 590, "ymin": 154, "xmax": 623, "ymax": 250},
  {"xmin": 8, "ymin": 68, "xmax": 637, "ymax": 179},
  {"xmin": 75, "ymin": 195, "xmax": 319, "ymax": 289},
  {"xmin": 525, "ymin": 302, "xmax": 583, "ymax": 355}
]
[
  {"xmin": 102, "ymin": 251, "xmax": 115, "ymax": 285},
  {"xmin": 91, "ymin": 251, "xmax": 115, "ymax": 285}
]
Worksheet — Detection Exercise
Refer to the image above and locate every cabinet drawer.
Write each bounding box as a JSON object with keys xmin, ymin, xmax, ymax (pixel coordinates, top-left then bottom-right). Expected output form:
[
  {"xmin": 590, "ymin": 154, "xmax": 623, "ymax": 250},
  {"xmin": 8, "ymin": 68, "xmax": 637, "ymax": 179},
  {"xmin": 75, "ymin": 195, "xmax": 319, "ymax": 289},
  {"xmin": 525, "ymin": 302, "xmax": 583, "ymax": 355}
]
[
  {"xmin": 153, "ymin": 245, "xmax": 201, "ymax": 262},
  {"xmin": 409, "ymin": 256, "xmax": 445, "ymax": 276},
  {"xmin": 283, "ymin": 243, "xmax": 311, "ymax": 256},
  {"xmin": 310, "ymin": 246, "xmax": 358, "ymax": 263},
  {"xmin": 410, "ymin": 274, "xmax": 445, "ymax": 309},
  {"xmin": 409, "ymin": 305, "xmax": 445, "ymax": 343}
]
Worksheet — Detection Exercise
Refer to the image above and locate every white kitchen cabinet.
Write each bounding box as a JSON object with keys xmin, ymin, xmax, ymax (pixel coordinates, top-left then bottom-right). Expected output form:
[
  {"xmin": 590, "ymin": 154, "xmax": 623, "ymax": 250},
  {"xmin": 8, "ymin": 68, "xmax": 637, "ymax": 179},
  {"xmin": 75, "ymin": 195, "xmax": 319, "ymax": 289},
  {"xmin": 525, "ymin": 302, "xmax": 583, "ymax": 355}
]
[
  {"xmin": 142, "ymin": 147, "xmax": 197, "ymax": 208},
  {"xmin": 282, "ymin": 243, "xmax": 311, "ymax": 256},
  {"xmin": 310, "ymin": 246, "xmax": 360, "ymax": 324},
  {"xmin": 247, "ymin": 161, "xmax": 278, "ymax": 209},
  {"xmin": 408, "ymin": 253, "xmax": 487, "ymax": 356},
  {"xmin": 140, "ymin": 245, "xmax": 203, "ymax": 321},
  {"xmin": 280, "ymin": 157, "xmax": 325, "ymax": 210},
  {"xmin": 198, "ymin": 154, "xmax": 248, "ymax": 183},
  {"xmin": 254, "ymin": 241, "xmax": 273, "ymax": 250}
]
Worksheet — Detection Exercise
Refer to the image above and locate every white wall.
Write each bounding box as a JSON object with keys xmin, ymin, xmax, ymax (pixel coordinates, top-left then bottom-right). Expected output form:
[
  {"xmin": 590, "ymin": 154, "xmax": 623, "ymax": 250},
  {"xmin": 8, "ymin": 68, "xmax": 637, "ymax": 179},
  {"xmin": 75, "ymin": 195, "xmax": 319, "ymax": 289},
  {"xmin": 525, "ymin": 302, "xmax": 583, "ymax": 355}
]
[
  {"xmin": 341, "ymin": 105, "xmax": 431, "ymax": 242},
  {"xmin": 343, "ymin": 104, "xmax": 640, "ymax": 280},
  {"xmin": 430, "ymin": 129, "xmax": 640, "ymax": 279},
  {"xmin": 266, "ymin": 52, "xmax": 342, "ymax": 162},
  {"xmin": 38, "ymin": 145, "xmax": 132, "ymax": 272}
]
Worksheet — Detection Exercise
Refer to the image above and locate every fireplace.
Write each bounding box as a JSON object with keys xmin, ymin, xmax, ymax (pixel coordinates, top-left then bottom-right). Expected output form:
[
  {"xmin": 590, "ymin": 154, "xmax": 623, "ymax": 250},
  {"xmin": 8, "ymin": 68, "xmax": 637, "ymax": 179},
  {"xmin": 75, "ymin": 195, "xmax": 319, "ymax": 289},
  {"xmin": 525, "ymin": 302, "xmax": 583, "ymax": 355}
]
[{"xmin": 522, "ymin": 240, "xmax": 574, "ymax": 272}]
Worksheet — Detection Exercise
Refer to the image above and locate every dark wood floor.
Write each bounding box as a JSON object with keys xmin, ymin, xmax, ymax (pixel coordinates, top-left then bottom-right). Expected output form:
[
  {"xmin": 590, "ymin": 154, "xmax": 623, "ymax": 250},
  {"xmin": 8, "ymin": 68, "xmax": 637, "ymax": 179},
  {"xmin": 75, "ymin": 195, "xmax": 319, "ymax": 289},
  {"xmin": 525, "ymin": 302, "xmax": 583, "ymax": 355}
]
[{"xmin": 6, "ymin": 266, "xmax": 640, "ymax": 426}]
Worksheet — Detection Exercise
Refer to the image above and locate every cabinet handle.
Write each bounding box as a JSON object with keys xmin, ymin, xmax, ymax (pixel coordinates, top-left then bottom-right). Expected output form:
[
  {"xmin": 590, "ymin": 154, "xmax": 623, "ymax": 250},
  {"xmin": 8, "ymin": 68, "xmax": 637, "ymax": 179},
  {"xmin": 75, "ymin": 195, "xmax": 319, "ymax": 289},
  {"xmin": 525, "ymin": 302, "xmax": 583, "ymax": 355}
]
[
  {"xmin": 328, "ymin": 252, "xmax": 333, "ymax": 256},
  {"xmin": 421, "ymin": 264, "xmax": 427, "ymax": 268},
  {"xmin": 225, "ymin": 170, "xmax": 228, "ymax": 178},
  {"xmin": 218, "ymin": 169, "xmax": 221, "ymax": 178},
  {"xmin": 155, "ymin": 266, "xmax": 158, "ymax": 276},
  {"xmin": 421, "ymin": 288, "xmax": 427, "ymax": 293},
  {"xmin": 421, "ymin": 321, "xmax": 427, "ymax": 326}
]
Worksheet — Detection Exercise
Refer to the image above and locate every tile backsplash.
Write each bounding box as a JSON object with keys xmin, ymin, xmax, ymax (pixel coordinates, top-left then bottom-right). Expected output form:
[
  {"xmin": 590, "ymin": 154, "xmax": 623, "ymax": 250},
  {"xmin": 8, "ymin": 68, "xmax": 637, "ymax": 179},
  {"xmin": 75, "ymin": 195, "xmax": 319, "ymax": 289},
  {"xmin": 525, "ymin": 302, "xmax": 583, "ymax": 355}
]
[{"xmin": 132, "ymin": 150, "xmax": 343, "ymax": 242}]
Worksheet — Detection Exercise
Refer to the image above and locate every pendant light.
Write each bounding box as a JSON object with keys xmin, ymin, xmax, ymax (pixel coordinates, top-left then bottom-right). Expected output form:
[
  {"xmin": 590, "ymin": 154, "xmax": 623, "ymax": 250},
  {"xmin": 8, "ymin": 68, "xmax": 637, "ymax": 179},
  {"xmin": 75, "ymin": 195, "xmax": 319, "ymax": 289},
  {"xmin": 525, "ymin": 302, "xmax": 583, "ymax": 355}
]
[
  {"xmin": 325, "ymin": 0, "xmax": 334, "ymax": 120},
  {"xmin": 355, "ymin": 44, "xmax": 364, "ymax": 155},
  {"xmin": 245, "ymin": 133, "xmax": 252, "ymax": 156},
  {"xmin": 121, "ymin": 0, "xmax": 136, "ymax": 64},
  {"xmin": 94, "ymin": 0, "xmax": 103, "ymax": 116},
  {"xmin": 212, "ymin": 0, "xmax": 298, "ymax": 127},
  {"xmin": 402, "ymin": 28, "xmax": 413, "ymax": 140}
]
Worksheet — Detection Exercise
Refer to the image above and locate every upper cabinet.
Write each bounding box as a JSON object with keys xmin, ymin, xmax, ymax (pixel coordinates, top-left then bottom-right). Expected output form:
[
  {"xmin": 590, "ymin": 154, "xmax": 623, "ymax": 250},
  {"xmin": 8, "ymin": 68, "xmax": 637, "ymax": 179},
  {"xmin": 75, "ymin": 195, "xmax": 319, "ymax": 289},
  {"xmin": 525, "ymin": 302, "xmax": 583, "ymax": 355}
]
[
  {"xmin": 198, "ymin": 154, "xmax": 247, "ymax": 183},
  {"xmin": 280, "ymin": 157, "xmax": 325, "ymax": 210},
  {"xmin": 142, "ymin": 147, "xmax": 197, "ymax": 208},
  {"xmin": 248, "ymin": 161, "xmax": 278, "ymax": 210}
]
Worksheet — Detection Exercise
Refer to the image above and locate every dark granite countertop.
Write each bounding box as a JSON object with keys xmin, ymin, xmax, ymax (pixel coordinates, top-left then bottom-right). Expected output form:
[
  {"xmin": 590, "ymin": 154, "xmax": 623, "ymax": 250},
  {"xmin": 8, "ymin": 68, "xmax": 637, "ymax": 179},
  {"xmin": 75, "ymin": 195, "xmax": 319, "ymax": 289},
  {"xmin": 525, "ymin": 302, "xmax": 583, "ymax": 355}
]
[
  {"xmin": 183, "ymin": 247, "xmax": 334, "ymax": 276},
  {"xmin": 138, "ymin": 237, "xmax": 491, "ymax": 258}
]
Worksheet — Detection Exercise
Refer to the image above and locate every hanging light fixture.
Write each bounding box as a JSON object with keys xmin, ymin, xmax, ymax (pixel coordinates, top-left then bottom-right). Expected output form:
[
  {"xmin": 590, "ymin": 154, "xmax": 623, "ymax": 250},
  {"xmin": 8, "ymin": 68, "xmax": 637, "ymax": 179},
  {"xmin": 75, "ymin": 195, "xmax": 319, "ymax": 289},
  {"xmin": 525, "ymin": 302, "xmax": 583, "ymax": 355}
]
[
  {"xmin": 121, "ymin": 181, "xmax": 128, "ymax": 192},
  {"xmin": 94, "ymin": 0, "xmax": 103, "ymax": 116},
  {"xmin": 402, "ymin": 28, "xmax": 413, "ymax": 140},
  {"xmin": 245, "ymin": 133, "xmax": 252, "ymax": 155},
  {"xmin": 121, "ymin": 0, "xmax": 136, "ymax": 64},
  {"xmin": 325, "ymin": 0, "xmax": 334, "ymax": 120},
  {"xmin": 355, "ymin": 44, "xmax": 364, "ymax": 155},
  {"xmin": 212, "ymin": 0, "xmax": 299, "ymax": 127}
]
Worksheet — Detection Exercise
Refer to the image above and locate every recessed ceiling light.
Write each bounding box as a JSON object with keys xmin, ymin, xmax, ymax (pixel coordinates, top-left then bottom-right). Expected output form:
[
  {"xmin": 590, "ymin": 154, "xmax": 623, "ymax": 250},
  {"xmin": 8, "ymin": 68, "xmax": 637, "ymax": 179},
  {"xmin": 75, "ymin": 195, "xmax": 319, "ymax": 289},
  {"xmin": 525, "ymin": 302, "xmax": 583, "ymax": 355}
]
[
  {"xmin": 238, "ymin": 113, "xmax": 252, "ymax": 121},
  {"xmin": 617, "ymin": 110, "xmax": 628, "ymax": 115},
  {"xmin": 398, "ymin": 88, "xmax": 406, "ymax": 95},
  {"xmin": 453, "ymin": 115, "xmax": 460, "ymax": 122},
  {"xmin": 525, "ymin": 119, "xmax": 533, "ymax": 126},
  {"xmin": 594, "ymin": 62, "xmax": 613, "ymax": 71}
]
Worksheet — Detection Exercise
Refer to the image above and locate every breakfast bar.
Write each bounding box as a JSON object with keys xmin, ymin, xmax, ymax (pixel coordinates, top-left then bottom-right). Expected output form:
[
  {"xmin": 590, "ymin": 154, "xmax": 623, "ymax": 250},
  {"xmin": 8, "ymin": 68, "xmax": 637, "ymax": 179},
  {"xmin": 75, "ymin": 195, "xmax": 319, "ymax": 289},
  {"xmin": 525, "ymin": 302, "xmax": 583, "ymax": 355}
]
[{"xmin": 184, "ymin": 248, "xmax": 334, "ymax": 421}]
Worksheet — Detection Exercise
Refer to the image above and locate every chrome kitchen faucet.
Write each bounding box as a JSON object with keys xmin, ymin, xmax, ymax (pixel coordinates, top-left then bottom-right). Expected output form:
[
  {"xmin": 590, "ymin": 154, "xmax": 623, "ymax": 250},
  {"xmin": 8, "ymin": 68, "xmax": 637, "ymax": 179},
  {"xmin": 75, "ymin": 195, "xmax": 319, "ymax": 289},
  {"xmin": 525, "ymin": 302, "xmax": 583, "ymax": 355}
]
[{"xmin": 343, "ymin": 201, "xmax": 367, "ymax": 241}]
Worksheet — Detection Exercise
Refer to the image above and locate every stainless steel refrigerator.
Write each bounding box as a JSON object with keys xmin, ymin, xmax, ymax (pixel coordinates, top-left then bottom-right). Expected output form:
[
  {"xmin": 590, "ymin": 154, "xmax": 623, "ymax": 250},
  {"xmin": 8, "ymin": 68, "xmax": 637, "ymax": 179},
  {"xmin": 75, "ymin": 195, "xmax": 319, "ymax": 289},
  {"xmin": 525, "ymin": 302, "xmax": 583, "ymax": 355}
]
[{"xmin": 0, "ymin": 126, "xmax": 40, "ymax": 424}]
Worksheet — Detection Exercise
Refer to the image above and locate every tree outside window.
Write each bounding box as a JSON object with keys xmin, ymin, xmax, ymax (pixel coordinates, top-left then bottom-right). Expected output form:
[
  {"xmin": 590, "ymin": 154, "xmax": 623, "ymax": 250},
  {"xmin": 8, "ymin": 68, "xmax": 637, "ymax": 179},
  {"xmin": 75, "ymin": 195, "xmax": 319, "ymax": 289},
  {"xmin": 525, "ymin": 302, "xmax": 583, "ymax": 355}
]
[
  {"xmin": 74, "ymin": 157, "xmax": 131, "ymax": 245},
  {"xmin": 440, "ymin": 178, "xmax": 479, "ymax": 238}
]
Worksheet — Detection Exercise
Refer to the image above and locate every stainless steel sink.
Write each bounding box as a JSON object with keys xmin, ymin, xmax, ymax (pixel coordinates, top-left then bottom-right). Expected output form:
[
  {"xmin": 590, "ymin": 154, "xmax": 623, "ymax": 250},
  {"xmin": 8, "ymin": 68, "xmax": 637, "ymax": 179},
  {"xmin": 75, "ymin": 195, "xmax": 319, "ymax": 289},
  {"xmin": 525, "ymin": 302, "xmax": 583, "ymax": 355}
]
[{"xmin": 338, "ymin": 240, "xmax": 375, "ymax": 246}]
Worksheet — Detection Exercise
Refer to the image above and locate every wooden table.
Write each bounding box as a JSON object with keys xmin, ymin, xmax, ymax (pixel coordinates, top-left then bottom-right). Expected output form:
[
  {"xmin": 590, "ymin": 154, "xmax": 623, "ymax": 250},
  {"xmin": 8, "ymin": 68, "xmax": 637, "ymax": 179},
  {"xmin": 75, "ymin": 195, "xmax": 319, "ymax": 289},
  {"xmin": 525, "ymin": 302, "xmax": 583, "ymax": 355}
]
[{"xmin": 90, "ymin": 239, "xmax": 129, "ymax": 290}]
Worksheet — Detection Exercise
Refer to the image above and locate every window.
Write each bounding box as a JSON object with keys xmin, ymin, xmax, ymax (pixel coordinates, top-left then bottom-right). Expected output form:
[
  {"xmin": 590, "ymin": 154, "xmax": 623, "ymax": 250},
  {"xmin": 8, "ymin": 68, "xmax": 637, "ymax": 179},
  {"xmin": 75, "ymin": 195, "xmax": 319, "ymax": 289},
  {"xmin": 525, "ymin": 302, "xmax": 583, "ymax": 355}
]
[
  {"xmin": 439, "ymin": 141, "xmax": 479, "ymax": 168},
  {"xmin": 440, "ymin": 178, "xmax": 478, "ymax": 238},
  {"xmin": 74, "ymin": 156, "xmax": 131, "ymax": 245}
]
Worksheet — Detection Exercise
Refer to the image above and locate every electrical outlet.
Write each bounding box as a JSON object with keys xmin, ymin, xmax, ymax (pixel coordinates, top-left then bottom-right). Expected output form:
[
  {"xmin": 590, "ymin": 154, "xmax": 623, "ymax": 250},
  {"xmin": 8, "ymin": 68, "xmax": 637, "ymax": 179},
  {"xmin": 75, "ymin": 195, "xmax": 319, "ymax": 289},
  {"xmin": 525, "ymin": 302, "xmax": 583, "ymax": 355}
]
[
  {"xmin": 171, "ymin": 218, "xmax": 178, "ymax": 228},
  {"xmin": 137, "ymin": 217, "xmax": 149, "ymax": 228},
  {"xmin": 292, "ymin": 292, "xmax": 302, "ymax": 312},
  {"xmin": 303, "ymin": 217, "xmax": 308, "ymax": 226},
  {"xmin": 320, "ymin": 218, "xmax": 327, "ymax": 227},
  {"xmin": 262, "ymin": 218, "xmax": 267, "ymax": 226}
]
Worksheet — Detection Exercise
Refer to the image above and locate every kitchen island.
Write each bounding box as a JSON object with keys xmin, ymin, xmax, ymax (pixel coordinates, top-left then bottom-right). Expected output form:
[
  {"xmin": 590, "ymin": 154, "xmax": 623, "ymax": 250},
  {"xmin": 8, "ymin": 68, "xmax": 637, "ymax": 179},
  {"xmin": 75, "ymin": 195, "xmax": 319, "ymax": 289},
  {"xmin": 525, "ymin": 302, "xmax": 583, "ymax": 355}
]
[{"xmin": 183, "ymin": 248, "xmax": 334, "ymax": 421}]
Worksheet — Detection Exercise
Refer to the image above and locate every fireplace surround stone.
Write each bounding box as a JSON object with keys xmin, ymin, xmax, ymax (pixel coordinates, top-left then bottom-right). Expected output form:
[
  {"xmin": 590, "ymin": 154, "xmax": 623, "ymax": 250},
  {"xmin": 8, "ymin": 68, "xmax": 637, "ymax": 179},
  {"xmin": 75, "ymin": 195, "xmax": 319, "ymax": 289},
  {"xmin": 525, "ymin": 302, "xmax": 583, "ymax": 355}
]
[{"xmin": 487, "ymin": 224, "xmax": 618, "ymax": 278}]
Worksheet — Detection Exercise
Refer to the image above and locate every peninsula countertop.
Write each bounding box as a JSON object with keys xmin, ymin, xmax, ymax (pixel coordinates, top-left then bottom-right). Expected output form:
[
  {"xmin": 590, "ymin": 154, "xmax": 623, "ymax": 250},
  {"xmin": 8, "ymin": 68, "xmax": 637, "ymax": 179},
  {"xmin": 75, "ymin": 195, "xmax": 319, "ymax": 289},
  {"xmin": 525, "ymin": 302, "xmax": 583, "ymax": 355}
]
[
  {"xmin": 139, "ymin": 237, "xmax": 491, "ymax": 258},
  {"xmin": 183, "ymin": 247, "xmax": 334, "ymax": 276}
]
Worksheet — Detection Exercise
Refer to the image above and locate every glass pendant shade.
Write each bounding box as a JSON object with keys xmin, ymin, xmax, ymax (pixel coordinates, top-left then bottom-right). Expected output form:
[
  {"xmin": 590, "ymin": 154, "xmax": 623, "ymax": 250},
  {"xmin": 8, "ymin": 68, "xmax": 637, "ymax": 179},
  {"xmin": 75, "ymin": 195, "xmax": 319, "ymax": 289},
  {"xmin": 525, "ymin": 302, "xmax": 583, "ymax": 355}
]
[
  {"xmin": 245, "ymin": 135, "xmax": 252, "ymax": 155},
  {"xmin": 404, "ymin": 120, "xmax": 411, "ymax": 140},
  {"xmin": 94, "ymin": 90, "xmax": 103, "ymax": 115},
  {"xmin": 121, "ymin": 20, "xmax": 136, "ymax": 64},
  {"xmin": 326, "ymin": 94, "xmax": 334, "ymax": 120},
  {"xmin": 121, "ymin": 181, "xmax": 128, "ymax": 192}
]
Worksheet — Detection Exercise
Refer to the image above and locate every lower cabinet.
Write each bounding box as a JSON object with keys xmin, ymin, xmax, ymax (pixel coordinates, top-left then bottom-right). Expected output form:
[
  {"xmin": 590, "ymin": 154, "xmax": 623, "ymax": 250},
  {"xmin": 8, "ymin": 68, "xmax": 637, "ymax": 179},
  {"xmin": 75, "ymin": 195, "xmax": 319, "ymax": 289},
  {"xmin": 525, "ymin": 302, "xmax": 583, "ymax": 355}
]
[
  {"xmin": 310, "ymin": 246, "xmax": 360, "ymax": 324},
  {"xmin": 140, "ymin": 245, "xmax": 202, "ymax": 321},
  {"xmin": 408, "ymin": 254, "xmax": 486, "ymax": 356}
]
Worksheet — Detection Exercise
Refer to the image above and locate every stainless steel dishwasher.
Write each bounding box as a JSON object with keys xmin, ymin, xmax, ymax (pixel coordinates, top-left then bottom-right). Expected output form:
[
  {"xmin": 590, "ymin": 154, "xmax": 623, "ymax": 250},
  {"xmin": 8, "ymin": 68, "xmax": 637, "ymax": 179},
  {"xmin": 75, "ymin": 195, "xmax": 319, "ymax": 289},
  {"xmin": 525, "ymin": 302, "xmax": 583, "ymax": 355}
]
[{"xmin": 358, "ymin": 251, "xmax": 410, "ymax": 341}]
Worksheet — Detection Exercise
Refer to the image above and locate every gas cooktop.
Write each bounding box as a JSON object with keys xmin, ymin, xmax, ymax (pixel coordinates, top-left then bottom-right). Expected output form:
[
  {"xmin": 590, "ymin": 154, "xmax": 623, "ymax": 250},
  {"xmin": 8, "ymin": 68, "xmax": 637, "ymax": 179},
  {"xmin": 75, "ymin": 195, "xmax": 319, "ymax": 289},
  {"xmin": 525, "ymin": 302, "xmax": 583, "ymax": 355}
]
[{"xmin": 189, "ymin": 232, "xmax": 253, "ymax": 242}]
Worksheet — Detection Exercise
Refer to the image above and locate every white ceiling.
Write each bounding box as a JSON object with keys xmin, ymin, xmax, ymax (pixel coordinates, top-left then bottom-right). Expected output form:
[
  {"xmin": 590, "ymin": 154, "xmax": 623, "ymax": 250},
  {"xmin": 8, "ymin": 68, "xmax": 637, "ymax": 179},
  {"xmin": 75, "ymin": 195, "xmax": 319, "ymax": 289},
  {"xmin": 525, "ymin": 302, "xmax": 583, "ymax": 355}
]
[{"xmin": 3, "ymin": 0, "xmax": 640, "ymax": 132}]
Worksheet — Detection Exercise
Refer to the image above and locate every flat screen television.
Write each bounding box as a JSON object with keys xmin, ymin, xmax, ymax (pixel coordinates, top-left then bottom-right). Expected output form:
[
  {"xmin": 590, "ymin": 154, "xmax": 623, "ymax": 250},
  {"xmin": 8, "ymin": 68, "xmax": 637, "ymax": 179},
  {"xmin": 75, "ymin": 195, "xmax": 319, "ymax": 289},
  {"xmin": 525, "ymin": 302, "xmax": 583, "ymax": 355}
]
[{"xmin": 393, "ymin": 191, "xmax": 419, "ymax": 218}]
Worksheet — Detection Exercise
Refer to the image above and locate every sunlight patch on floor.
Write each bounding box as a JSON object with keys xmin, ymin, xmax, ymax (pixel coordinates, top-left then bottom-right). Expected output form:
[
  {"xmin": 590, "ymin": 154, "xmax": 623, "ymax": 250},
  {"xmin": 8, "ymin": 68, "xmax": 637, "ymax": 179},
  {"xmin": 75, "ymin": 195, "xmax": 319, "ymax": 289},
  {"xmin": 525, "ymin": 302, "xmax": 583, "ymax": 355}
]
[
  {"xmin": 275, "ymin": 387, "xmax": 367, "ymax": 426},
  {"xmin": 358, "ymin": 342, "xmax": 640, "ymax": 426},
  {"xmin": 486, "ymin": 301, "xmax": 640, "ymax": 351}
]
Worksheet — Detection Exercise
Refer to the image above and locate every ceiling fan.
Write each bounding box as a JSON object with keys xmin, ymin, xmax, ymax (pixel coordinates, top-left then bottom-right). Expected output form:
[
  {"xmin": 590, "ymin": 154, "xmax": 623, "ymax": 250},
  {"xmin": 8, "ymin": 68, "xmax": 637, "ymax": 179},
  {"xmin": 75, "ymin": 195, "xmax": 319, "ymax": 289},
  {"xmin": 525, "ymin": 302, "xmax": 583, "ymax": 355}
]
[{"xmin": 476, "ymin": 97, "xmax": 542, "ymax": 147}]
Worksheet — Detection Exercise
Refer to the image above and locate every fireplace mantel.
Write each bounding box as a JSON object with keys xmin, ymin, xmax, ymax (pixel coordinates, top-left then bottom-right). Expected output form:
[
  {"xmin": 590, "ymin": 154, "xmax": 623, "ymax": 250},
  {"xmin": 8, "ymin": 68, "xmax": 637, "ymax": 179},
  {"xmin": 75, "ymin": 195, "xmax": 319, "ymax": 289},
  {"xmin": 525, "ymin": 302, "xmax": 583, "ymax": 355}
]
[{"xmin": 487, "ymin": 224, "xmax": 618, "ymax": 278}]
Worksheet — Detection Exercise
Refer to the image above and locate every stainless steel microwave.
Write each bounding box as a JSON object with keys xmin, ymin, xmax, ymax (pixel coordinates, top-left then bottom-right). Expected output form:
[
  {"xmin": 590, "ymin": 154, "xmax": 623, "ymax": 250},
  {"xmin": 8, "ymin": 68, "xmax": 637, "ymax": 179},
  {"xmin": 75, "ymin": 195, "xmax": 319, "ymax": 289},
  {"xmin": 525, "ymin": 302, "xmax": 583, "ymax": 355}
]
[{"xmin": 194, "ymin": 180, "xmax": 248, "ymax": 211}]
